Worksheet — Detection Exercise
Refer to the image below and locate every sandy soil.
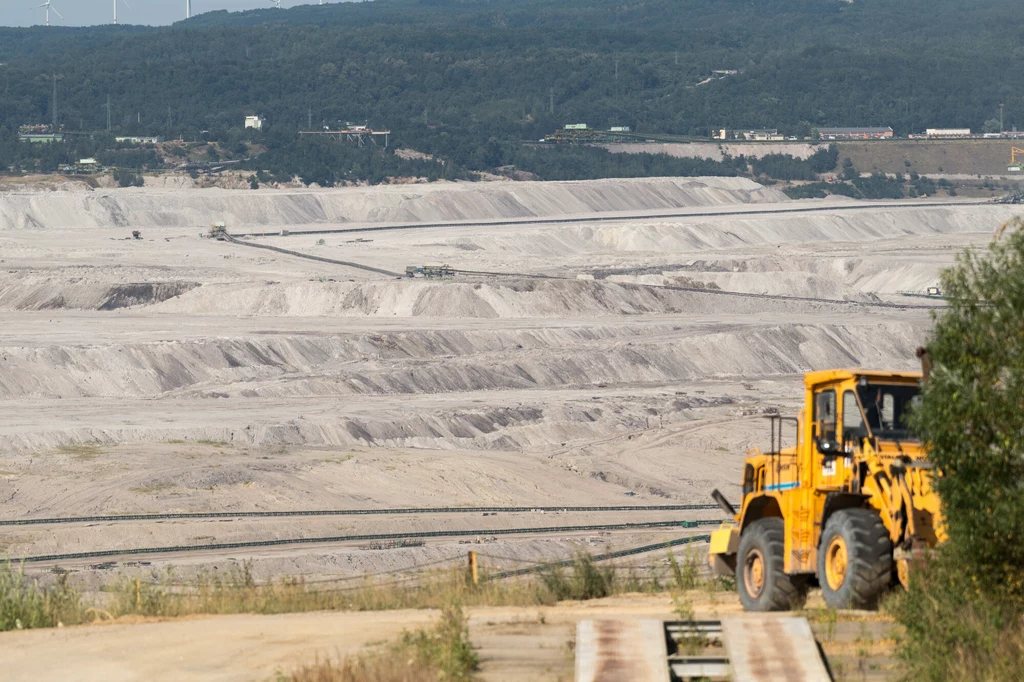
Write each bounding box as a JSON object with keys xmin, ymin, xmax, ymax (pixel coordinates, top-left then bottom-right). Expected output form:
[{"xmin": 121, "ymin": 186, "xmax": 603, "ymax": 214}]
[
  {"xmin": 0, "ymin": 596, "xmax": 681, "ymax": 682},
  {"xmin": 0, "ymin": 592, "xmax": 897, "ymax": 682},
  {"xmin": 0, "ymin": 177, "xmax": 1018, "ymax": 588}
]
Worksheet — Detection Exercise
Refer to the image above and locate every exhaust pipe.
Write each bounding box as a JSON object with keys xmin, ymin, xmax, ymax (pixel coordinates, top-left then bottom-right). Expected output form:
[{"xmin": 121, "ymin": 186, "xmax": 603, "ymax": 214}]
[
  {"xmin": 711, "ymin": 488, "xmax": 737, "ymax": 517},
  {"xmin": 916, "ymin": 346, "xmax": 931, "ymax": 382}
]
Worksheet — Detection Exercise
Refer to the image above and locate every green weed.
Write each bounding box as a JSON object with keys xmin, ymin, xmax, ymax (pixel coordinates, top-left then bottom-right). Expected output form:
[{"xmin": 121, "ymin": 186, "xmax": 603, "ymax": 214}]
[{"xmin": 0, "ymin": 562, "xmax": 83, "ymax": 631}]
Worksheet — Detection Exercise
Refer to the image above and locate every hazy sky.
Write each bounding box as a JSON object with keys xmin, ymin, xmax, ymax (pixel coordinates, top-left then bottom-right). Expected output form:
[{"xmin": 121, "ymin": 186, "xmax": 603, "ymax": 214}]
[{"xmin": 2, "ymin": 1, "xmax": 338, "ymax": 28}]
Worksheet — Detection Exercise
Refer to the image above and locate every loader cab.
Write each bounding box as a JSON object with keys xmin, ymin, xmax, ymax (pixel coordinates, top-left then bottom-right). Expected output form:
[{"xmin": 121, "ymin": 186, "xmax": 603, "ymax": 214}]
[
  {"xmin": 805, "ymin": 371, "xmax": 923, "ymax": 493},
  {"xmin": 806, "ymin": 370, "xmax": 922, "ymax": 454}
]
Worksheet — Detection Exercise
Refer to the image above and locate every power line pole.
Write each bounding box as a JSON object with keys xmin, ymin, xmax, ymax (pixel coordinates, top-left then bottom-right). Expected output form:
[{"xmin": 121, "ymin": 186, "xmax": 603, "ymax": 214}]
[
  {"xmin": 106, "ymin": 94, "xmax": 112, "ymax": 132},
  {"xmin": 614, "ymin": 56, "xmax": 619, "ymax": 81},
  {"xmin": 1000, "ymin": 103, "xmax": 1005, "ymax": 134},
  {"xmin": 308, "ymin": 104, "xmax": 312, "ymax": 129},
  {"xmin": 51, "ymin": 73, "xmax": 57, "ymax": 127},
  {"xmin": 549, "ymin": 87, "xmax": 554, "ymax": 115}
]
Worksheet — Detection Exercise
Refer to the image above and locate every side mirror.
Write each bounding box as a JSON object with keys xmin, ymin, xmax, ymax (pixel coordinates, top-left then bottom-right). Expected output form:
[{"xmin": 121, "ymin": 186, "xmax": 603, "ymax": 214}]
[{"xmin": 816, "ymin": 438, "xmax": 840, "ymax": 455}]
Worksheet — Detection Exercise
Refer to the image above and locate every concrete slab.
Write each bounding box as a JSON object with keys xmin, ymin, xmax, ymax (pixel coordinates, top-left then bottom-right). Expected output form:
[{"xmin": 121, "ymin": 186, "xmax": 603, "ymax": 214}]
[
  {"xmin": 721, "ymin": 617, "xmax": 831, "ymax": 681},
  {"xmin": 575, "ymin": 619, "xmax": 670, "ymax": 682}
]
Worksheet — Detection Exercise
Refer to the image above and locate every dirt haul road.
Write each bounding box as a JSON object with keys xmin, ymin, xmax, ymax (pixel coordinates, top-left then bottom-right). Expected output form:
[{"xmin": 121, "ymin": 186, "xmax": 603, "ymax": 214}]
[{"xmin": 0, "ymin": 175, "xmax": 1018, "ymax": 587}]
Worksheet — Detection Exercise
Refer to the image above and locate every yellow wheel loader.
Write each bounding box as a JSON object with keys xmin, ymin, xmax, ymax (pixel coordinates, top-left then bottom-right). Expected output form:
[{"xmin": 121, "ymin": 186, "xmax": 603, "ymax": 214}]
[{"xmin": 708, "ymin": 357, "xmax": 944, "ymax": 611}]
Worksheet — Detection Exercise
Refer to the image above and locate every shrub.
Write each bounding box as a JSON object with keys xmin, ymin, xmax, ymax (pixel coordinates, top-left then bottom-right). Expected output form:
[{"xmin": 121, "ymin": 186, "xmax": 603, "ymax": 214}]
[
  {"xmin": 916, "ymin": 218, "xmax": 1024, "ymax": 597},
  {"xmin": 894, "ymin": 218, "xmax": 1024, "ymax": 680},
  {"xmin": 539, "ymin": 553, "xmax": 616, "ymax": 601}
]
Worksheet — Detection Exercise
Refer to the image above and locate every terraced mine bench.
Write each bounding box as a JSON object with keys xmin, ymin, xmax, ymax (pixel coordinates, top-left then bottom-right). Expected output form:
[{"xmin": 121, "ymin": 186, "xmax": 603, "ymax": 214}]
[{"xmin": 575, "ymin": 617, "xmax": 831, "ymax": 681}]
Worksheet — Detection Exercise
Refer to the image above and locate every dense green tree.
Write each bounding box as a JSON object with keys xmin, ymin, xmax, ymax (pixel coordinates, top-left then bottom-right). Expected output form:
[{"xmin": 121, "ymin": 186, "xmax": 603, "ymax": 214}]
[
  {"xmin": 916, "ymin": 219, "xmax": 1024, "ymax": 598},
  {"xmin": 893, "ymin": 219, "xmax": 1024, "ymax": 680},
  {"xmin": 0, "ymin": 0, "xmax": 1021, "ymax": 182}
]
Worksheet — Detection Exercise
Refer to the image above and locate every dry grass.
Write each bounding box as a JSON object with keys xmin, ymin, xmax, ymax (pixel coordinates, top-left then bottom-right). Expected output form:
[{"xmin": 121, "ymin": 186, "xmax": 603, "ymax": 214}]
[
  {"xmin": 54, "ymin": 444, "xmax": 101, "ymax": 460},
  {"xmin": 285, "ymin": 604, "xmax": 477, "ymax": 682},
  {"xmin": 289, "ymin": 657, "xmax": 439, "ymax": 682},
  {"xmin": 106, "ymin": 564, "xmax": 554, "ymax": 618},
  {"xmin": 0, "ymin": 545, "xmax": 721, "ymax": 634},
  {"xmin": 104, "ymin": 550, "xmax": 719, "ymax": 621}
]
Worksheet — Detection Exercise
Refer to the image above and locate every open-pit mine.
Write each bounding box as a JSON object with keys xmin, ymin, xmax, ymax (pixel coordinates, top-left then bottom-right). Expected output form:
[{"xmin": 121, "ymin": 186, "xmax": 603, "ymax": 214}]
[{"xmin": 0, "ymin": 176, "xmax": 1016, "ymax": 587}]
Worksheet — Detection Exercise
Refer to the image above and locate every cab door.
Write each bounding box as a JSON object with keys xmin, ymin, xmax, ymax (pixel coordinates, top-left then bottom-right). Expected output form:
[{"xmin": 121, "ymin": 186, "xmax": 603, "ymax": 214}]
[{"xmin": 813, "ymin": 386, "xmax": 840, "ymax": 486}]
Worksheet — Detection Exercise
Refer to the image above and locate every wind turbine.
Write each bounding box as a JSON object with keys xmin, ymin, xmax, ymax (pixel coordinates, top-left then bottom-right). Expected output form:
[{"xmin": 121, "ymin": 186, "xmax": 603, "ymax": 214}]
[
  {"xmin": 268, "ymin": 0, "xmax": 282, "ymax": 8},
  {"xmin": 113, "ymin": 0, "xmax": 131, "ymax": 25},
  {"xmin": 36, "ymin": 0, "xmax": 62, "ymax": 27},
  {"xmin": 186, "ymin": 0, "xmax": 191, "ymax": 19}
]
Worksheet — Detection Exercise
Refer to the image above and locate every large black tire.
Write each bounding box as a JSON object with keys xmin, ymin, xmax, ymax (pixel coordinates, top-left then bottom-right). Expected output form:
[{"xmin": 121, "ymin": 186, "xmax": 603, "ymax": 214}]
[
  {"xmin": 736, "ymin": 518, "xmax": 807, "ymax": 611},
  {"xmin": 817, "ymin": 509, "xmax": 893, "ymax": 610}
]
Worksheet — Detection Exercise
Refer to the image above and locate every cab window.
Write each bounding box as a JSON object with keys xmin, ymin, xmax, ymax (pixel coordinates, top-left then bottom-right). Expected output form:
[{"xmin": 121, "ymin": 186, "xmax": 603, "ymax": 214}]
[
  {"xmin": 842, "ymin": 390, "xmax": 867, "ymax": 442},
  {"xmin": 856, "ymin": 383, "xmax": 921, "ymax": 441},
  {"xmin": 814, "ymin": 389, "xmax": 837, "ymax": 442}
]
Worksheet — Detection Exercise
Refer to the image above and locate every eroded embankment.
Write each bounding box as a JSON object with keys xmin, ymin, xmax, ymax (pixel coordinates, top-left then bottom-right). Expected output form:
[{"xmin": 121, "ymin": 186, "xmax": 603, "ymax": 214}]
[
  {"xmin": 0, "ymin": 317, "xmax": 925, "ymax": 401},
  {"xmin": 0, "ymin": 277, "xmax": 868, "ymax": 315},
  {"xmin": 0, "ymin": 278, "xmax": 200, "ymax": 311},
  {"xmin": 0, "ymin": 177, "xmax": 786, "ymax": 230},
  {"xmin": 456, "ymin": 205, "xmax": 1016, "ymax": 256},
  {"xmin": 149, "ymin": 278, "xmax": 867, "ymax": 318},
  {"xmin": 0, "ymin": 396, "xmax": 730, "ymax": 454},
  {"xmin": 599, "ymin": 257, "xmax": 942, "ymax": 299}
]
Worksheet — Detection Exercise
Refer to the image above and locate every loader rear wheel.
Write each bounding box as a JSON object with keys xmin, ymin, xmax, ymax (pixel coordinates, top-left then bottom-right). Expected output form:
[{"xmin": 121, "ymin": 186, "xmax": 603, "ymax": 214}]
[
  {"xmin": 737, "ymin": 518, "xmax": 807, "ymax": 611},
  {"xmin": 817, "ymin": 509, "xmax": 893, "ymax": 610}
]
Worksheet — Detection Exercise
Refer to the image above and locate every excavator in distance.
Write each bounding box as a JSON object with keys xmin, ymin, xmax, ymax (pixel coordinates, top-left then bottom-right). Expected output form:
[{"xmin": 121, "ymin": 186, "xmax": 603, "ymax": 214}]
[{"xmin": 708, "ymin": 350, "xmax": 944, "ymax": 611}]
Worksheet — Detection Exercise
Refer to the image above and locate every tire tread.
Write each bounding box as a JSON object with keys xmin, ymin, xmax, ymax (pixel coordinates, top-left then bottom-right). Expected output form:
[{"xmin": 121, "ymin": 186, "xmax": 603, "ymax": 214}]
[
  {"xmin": 818, "ymin": 508, "xmax": 893, "ymax": 609},
  {"xmin": 738, "ymin": 518, "xmax": 807, "ymax": 611}
]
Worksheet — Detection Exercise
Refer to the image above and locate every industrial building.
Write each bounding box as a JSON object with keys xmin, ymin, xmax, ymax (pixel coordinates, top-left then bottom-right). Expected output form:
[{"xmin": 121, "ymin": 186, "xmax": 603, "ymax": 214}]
[
  {"xmin": 737, "ymin": 129, "xmax": 784, "ymax": 141},
  {"xmin": 817, "ymin": 126, "xmax": 893, "ymax": 140},
  {"xmin": 115, "ymin": 136, "xmax": 163, "ymax": 145},
  {"xmin": 19, "ymin": 133, "xmax": 64, "ymax": 143},
  {"xmin": 298, "ymin": 126, "xmax": 391, "ymax": 147},
  {"xmin": 926, "ymin": 128, "xmax": 971, "ymax": 138},
  {"xmin": 245, "ymin": 115, "xmax": 265, "ymax": 130}
]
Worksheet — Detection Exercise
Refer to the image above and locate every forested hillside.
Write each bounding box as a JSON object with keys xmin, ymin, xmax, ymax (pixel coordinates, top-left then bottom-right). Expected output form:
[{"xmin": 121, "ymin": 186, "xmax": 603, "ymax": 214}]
[{"xmin": 0, "ymin": 0, "xmax": 1019, "ymax": 182}]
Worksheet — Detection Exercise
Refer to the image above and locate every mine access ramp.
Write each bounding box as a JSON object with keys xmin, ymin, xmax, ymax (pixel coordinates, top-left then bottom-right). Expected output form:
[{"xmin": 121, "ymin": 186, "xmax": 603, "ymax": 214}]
[{"xmin": 576, "ymin": 617, "xmax": 831, "ymax": 681}]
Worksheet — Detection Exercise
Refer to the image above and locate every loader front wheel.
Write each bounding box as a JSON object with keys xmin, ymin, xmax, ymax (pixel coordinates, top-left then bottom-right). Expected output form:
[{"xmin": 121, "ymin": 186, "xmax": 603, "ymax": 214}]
[
  {"xmin": 817, "ymin": 509, "xmax": 893, "ymax": 609},
  {"xmin": 737, "ymin": 518, "xmax": 807, "ymax": 611}
]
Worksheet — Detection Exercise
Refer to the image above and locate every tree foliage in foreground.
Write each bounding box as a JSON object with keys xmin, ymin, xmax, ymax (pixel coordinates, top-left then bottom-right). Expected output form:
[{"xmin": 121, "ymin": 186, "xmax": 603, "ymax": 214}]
[{"xmin": 893, "ymin": 218, "xmax": 1024, "ymax": 681}]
